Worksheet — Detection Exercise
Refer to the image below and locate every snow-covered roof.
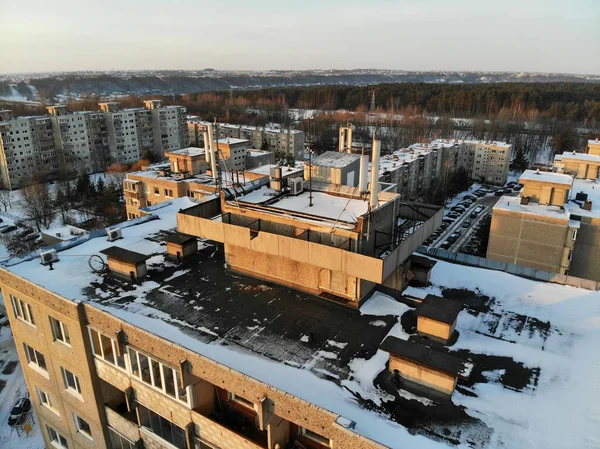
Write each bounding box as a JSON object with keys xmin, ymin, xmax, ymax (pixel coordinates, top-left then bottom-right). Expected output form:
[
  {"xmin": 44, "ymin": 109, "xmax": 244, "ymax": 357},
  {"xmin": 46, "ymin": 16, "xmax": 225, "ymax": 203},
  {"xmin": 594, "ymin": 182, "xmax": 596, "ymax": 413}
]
[
  {"xmin": 3, "ymin": 210, "xmax": 599, "ymax": 448},
  {"xmin": 588, "ymin": 139, "xmax": 600, "ymax": 145},
  {"xmin": 519, "ymin": 170, "xmax": 574, "ymax": 186},
  {"xmin": 560, "ymin": 151, "xmax": 600, "ymax": 162},
  {"xmin": 166, "ymin": 147, "xmax": 206, "ymax": 157},
  {"xmin": 248, "ymin": 163, "xmax": 303, "ymax": 177},
  {"xmin": 217, "ymin": 137, "xmax": 250, "ymax": 145},
  {"xmin": 311, "ymin": 151, "xmax": 360, "ymax": 168},
  {"xmin": 495, "ymin": 178, "xmax": 600, "ymax": 220}
]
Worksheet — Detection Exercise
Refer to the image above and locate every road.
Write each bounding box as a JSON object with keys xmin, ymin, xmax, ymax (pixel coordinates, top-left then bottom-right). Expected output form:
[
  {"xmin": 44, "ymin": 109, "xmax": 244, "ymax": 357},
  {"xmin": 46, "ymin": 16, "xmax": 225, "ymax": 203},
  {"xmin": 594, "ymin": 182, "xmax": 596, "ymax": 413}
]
[{"xmin": 429, "ymin": 191, "xmax": 504, "ymax": 253}]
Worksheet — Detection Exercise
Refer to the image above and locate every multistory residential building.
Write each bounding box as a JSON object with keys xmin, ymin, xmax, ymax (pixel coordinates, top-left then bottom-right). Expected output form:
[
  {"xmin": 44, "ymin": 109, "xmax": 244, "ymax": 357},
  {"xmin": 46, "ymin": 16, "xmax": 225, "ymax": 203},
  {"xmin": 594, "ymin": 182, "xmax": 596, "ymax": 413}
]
[
  {"xmin": 487, "ymin": 156, "xmax": 600, "ymax": 280},
  {"xmin": 188, "ymin": 120, "xmax": 305, "ymax": 161},
  {"xmin": 144, "ymin": 100, "xmax": 188, "ymax": 156},
  {"xmin": 47, "ymin": 106, "xmax": 95, "ymax": 174},
  {"xmin": 0, "ymin": 115, "xmax": 58, "ymax": 189},
  {"xmin": 458, "ymin": 140, "xmax": 512, "ymax": 185},
  {"xmin": 0, "ymin": 103, "xmax": 188, "ymax": 189}
]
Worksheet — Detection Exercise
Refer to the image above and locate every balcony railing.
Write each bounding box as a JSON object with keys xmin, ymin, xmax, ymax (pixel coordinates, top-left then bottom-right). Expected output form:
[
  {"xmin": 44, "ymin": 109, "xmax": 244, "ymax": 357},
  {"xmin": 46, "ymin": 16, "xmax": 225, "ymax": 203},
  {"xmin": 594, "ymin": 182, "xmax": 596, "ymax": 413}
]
[{"xmin": 191, "ymin": 409, "xmax": 266, "ymax": 449}]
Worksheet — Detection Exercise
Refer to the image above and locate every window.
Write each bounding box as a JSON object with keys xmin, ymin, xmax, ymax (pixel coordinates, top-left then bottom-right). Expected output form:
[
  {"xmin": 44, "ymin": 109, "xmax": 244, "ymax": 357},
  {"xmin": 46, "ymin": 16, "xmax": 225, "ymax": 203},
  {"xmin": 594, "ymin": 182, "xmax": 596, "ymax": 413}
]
[
  {"xmin": 153, "ymin": 187, "xmax": 159, "ymax": 195},
  {"xmin": 568, "ymin": 250, "xmax": 573, "ymax": 261},
  {"xmin": 50, "ymin": 317, "xmax": 70, "ymax": 345},
  {"xmin": 74, "ymin": 414, "xmax": 93, "ymax": 440},
  {"xmin": 228, "ymin": 392, "xmax": 254, "ymax": 409},
  {"xmin": 36, "ymin": 386, "xmax": 58, "ymax": 414},
  {"xmin": 128, "ymin": 348, "xmax": 189, "ymax": 404},
  {"xmin": 572, "ymin": 229, "xmax": 578, "ymax": 240},
  {"xmin": 47, "ymin": 426, "xmax": 68, "ymax": 449},
  {"xmin": 138, "ymin": 404, "xmax": 186, "ymax": 449},
  {"xmin": 88, "ymin": 328, "xmax": 125, "ymax": 369},
  {"xmin": 108, "ymin": 427, "xmax": 135, "ymax": 449},
  {"xmin": 61, "ymin": 367, "xmax": 82, "ymax": 398},
  {"xmin": 24, "ymin": 344, "xmax": 47, "ymax": 372},
  {"xmin": 10, "ymin": 294, "xmax": 35, "ymax": 326},
  {"xmin": 300, "ymin": 427, "xmax": 331, "ymax": 447}
]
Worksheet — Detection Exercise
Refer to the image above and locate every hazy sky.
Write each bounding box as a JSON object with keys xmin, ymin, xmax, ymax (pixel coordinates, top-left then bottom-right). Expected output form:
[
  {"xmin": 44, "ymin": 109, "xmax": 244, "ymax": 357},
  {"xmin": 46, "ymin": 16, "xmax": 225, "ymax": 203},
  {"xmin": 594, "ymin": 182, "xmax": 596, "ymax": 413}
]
[{"xmin": 1, "ymin": 0, "xmax": 599, "ymax": 74}]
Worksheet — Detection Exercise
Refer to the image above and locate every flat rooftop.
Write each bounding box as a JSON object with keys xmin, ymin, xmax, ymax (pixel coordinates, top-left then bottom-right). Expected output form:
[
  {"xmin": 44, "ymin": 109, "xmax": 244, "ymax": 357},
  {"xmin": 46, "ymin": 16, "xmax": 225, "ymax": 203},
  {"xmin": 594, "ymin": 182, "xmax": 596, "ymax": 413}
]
[
  {"xmin": 559, "ymin": 151, "xmax": 600, "ymax": 162},
  {"xmin": 495, "ymin": 177, "xmax": 600, "ymax": 220},
  {"xmin": 519, "ymin": 169, "xmax": 574, "ymax": 186},
  {"xmin": 247, "ymin": 163, "xmax": 304, "ymax": 177},
  {"xmin": 2, "ymin": 197, "xmax": 599, "ymax": 448},
  {"xmin": 236, "ymin": 187, "xmax": 371, "ymax": 224},
  {"xmin": 217, "ymin": 137, "xmax": 250, "ymax": 145},
  {"xmin": 166, "ymin": 147, "xmax": 206, "ymax": 157},
  {"xmin": 312, "ymin": 151, "xmax": 360, "ymax": 168}
]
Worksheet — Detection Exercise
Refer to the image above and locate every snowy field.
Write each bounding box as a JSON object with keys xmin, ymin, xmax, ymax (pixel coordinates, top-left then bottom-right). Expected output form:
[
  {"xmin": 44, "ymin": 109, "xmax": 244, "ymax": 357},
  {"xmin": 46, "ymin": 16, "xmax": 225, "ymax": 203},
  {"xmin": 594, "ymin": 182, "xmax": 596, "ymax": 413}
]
[{"xmin": 0, "ymin": 326, "xmax": 44, "ymax": 449}]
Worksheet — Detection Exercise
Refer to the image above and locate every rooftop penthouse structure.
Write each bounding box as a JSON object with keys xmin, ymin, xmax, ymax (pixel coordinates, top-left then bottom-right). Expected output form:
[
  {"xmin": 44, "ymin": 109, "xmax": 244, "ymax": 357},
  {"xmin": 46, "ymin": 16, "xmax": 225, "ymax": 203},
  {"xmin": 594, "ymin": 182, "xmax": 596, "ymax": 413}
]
[{"xmin": 178, "ymin": 140, "xmax": 443, "ymax": 306}]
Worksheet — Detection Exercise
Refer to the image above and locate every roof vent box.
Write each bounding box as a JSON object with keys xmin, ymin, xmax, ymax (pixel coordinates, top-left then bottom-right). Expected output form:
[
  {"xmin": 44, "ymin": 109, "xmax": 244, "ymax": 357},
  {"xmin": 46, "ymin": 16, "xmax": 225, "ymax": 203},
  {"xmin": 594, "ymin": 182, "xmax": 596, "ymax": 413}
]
[
  {"xmin": 289, "ymin": 178, "xmax": 304, "ymax": 196},
  {"xmin": 40, "ymin": 249, "xmax": 59, "ymax": 265},
  {"xmin": 106, "ymin": 228, "xmax": 123, "ymax": 242}
]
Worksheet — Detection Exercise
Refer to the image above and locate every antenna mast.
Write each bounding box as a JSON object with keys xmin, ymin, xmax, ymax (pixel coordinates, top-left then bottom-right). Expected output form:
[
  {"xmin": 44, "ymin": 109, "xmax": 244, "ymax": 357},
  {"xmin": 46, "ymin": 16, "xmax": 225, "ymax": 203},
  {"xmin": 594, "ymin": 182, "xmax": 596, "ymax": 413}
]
[
  {"xmin": 214, "ymin": 117, "xmax": 222, "ymax": 191},
  {"xmin": 307, "ymin": 118, "xmax": 313, "ymax": 207}
]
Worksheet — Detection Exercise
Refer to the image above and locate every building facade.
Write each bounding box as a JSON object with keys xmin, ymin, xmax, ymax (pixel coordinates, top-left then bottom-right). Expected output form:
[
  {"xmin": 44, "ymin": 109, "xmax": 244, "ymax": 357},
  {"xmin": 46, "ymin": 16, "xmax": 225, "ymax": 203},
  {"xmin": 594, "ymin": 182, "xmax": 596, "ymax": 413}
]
[
  {"xmin": 487, "ymin": 164, "xmax": 600, "ymax": 280},
  {"xmin": 458, "ymin": 140, "xmax": 512, "ymax": 185},
  {"xmin": 0, "ymin": 102, "xmax": 188, "ymax": 189},
  {"xmin": 188, "ymin": 120, "xmax": 305, "ymax": 161}
]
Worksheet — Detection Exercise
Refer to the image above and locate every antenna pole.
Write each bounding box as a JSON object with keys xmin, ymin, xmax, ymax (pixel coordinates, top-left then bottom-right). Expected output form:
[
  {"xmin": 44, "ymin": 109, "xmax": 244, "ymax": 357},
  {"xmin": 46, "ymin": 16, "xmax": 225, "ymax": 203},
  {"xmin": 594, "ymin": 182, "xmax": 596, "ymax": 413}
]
[
  {"xmin": 307, "ymin": 118, "xmax": 313, "ymax": 207},
  {"xmin": 214, "ymin": 117, "xmax": 222, "ymax": 191}
]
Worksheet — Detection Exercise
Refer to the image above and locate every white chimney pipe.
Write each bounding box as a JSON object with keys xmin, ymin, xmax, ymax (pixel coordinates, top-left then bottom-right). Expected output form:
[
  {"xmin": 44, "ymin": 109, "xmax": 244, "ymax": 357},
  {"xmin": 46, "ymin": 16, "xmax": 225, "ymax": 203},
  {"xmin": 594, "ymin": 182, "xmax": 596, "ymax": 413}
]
[
  {"xmin": 203, "ymin": 131, "xmax": 210, "ymax": 163},
  {"xmin": 346, "ymin": 127, "xmax": 353, "ymax": 152},
  {"xmin": 339, "ymin": 127, "xmax": 346, "ymax": 152},
  {"xmin": 359, "ymin": 154, "xmax": 369, "ymax": 193},
  {"xmin": 206, "ymin": 124, "xmax": 217, "ymax": 182},
  {"xmin": 370, "ymin": 139, "xmax": 381, "ymax": 209}
]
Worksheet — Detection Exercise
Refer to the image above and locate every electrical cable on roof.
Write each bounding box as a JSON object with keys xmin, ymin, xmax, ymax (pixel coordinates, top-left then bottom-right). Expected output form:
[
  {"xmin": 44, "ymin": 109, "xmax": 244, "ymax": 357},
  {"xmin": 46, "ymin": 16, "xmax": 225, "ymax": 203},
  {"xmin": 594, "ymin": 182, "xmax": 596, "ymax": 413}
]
[{"xmin": 329, "ymin": 186, "xmax": 360, "ymax": 233}]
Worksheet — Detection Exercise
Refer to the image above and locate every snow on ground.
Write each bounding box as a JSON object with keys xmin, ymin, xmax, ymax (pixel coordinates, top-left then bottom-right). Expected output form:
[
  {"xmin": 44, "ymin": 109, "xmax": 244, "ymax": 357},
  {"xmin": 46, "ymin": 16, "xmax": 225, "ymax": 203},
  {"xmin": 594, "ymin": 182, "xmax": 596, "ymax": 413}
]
[
  {"xmin": 0, "ymin": 326, "xmax": 44, "ymax": 449},
  {"xmin": 404, "ymin": 257, "xmax": 600, "ymax": 449}
]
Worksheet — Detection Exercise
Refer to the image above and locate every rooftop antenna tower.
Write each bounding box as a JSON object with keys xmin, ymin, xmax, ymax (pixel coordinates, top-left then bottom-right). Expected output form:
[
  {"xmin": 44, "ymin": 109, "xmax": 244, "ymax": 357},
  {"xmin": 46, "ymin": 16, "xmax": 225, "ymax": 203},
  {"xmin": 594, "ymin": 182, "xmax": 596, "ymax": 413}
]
[
  {"xmin": 370, "ymin": 90, "xmax": 376, "ymax": 112},
  {"xmin": 214, "ymin": 117, "xmax": 222, "ymax": 191},
  {"xmin": 306, "ymin": 118, "xmax": 313, "ymax": 207}
]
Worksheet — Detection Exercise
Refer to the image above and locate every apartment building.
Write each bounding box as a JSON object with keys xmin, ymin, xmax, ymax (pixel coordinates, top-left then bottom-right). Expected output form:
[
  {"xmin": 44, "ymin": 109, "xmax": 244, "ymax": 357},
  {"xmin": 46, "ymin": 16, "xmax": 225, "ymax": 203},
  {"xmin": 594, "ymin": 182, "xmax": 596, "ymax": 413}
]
[
  {"xmin": 0, "ymin": 188, "xmax": 442, "ymax": 449},
  {"xmin": 47, "ymin": 106, "xmax": 95, "ymax": 174},
  {"xmin": 487, "ymin": 164, "xmax": 600, "ymax": 280},
  {"xmin": 188, "ymin": 120, "xmax": 305, "ymax": 161},
  {"xmin": 458, "ymin": 140, "xmax": 512, "ymax": 185},
  {"xmin": 0, "ymin": 103, "xmax": 188, "ymax": 189},
  {"xmin": 216, "ymin": 138, "xmax": 251, "ymax": 171},
  {"xmin": 373, "ymin": 139, "xmax": 460, "ymax": 200},
  {"xmin": 144, "ymin": 100, "xmax": 188, "ymax": 156},
  {"xmin": 0, "ymin": 115, "xmax": 58, "ymax": 189}
]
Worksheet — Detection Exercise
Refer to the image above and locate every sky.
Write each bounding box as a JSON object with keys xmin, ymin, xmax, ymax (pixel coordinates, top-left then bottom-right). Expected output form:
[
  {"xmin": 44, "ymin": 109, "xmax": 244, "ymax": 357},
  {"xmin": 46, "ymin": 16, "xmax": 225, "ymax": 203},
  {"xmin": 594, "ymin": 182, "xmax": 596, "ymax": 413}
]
[{"xmin": 0, "ymin": 0, "xmax": 599, "ymax": 75}]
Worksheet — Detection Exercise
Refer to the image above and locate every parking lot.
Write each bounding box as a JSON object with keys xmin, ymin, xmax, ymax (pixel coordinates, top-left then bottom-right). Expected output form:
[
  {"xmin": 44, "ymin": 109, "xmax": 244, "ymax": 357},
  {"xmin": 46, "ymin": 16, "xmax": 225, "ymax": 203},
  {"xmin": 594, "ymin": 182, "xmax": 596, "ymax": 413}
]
[{"xmin": 423, "ymin": 182, "xmax": 522, "ymax": 255}]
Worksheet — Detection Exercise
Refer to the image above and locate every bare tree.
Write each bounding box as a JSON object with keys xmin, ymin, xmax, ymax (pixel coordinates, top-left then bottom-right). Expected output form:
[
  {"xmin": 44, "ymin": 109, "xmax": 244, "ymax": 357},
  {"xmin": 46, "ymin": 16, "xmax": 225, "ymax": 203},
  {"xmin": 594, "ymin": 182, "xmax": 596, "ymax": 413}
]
[
  {"xmin": 0, "ymin": 189, "xmax": 12, "ymax": 212},
  {"xmin": 19, "ymin": 174, "xmax": 56, "ymax": 232}
]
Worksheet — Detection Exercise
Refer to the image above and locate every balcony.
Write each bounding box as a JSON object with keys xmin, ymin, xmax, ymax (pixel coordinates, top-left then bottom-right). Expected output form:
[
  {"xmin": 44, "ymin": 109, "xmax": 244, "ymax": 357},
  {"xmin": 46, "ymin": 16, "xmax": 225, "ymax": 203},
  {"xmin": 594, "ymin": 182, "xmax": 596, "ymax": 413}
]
[
  {"xmin": 105, "ymin": 404, "xmax": 141, "ymax": 444},
  {"xmin": 192, "ymin": 408, "xmax": 267, "ymax": 449}
]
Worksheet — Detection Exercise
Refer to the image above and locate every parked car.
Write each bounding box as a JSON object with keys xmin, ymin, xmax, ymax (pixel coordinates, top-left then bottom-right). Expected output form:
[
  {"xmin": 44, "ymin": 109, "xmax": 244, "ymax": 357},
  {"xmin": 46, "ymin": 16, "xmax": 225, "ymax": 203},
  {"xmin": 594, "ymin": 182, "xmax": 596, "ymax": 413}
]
[
  {"xmin": 423, "ymin": 239, "xmax": 432, "ymax": 246},
  {"xmin": 447, "ymin": 212, "xmax": 461, "ymax": 219},
  {"xmin": 440, "ymin": 222, "xmax": 449, "ymax": 230},
  {"xmin": 450, "ymin": 206, "xmax": 465, "ymax": 213},
  {"xmin": 473, "ymin": 191, "xmax": 486, "ymax": 198},
  {"xmin": 494, "ymin": 189, "xmax": 504, "ymax": 196},
  {"xmin": 458, "ymin": 201, "xmax": 472, "ymax": 208},
  {"xmin": 506, "ymin": 181, "xmax": 516, "ymax": 187},
  {"xmin": 470, "ymin": 211, "xmax": 479, "ymax": 219},
  {"xmin": 503, "ymin": 188, "xmax": 513, "ymax": 194},
  {"xmin": 463, "ymin": 194, "xmax": 477, "ymax": 201},
  {"xmin": 8, "ymin": 398, "xmax": 31, "ymax": 426},
  {"xmin": 1, "ymin": 225, "xmax": 17, "ymax": 234},
  {"xmin": 512, "ymin": 185, "xmax": 523, "ymax": 191},
  {"xmin": 0, "ymin": 313, "xmax": 7, "ymax": 326},
  {"xmin": 447, "ymin": 233, "xmax": 460, "ymax": 243},
  {"xmin": 442, "ymin": 217, "xmax": 455, "ymax": 223},
  {"xmin": 440, "ymin": 241, "xmax": 452, "ymax": 250},
  {"xmin": 461, "ymin": 220, "xmax": 472, "ymax": 228}
]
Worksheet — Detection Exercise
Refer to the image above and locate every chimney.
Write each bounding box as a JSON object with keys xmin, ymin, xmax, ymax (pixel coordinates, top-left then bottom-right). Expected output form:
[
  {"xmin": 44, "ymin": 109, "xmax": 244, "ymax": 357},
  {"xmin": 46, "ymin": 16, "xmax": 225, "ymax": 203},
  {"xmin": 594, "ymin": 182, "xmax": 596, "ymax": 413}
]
[
  {"xmin": 520, "ymin": 196, "xmax": 529, "ymax": 205},
  {"xmin": 370, "ymin": 138, "xmax": 381, "ymax": 209},
  {"xmin": 359, "ymin": 153, "xmax": 369, "ymax": 194},
  {"xmin": 203, "ymin": 131, "xmax": 210, "ymax": 163},
  {"xmin": 346, "ymin": 127, "xmax": 353, "ymax": 152},
  {"xmin": 584, "ymin": 200, "xmax": 592, "ymax": 211}
]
